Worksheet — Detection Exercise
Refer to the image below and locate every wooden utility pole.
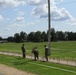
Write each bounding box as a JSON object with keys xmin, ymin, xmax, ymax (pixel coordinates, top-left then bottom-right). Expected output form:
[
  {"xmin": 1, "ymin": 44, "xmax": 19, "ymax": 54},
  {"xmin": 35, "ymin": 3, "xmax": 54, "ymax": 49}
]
[{"xmin": 48, "ymin": 0, "xmax": 51, "ymax": 55}]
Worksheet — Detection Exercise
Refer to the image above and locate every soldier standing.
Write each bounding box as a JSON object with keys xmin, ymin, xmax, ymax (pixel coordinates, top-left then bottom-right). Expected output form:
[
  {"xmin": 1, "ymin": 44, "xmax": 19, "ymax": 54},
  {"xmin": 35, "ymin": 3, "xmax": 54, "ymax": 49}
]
[
  {"xmin": 21, "ymin": 44, "xmax": 26, "ymax": 58},
  {"xmin": 44, "ymin": 45, "xmax": 49, "ymax": 61}
]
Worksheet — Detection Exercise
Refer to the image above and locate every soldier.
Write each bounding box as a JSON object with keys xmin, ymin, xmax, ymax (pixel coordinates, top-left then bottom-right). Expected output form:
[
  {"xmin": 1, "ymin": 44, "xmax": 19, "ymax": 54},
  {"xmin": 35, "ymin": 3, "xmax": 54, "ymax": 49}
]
[
  {"xmin": 44, "ymin": 45, "xmax": 49, "ymax": 61},
  {"xmin": 32, "ymin": 47, "xmax": 39, "ymax": 61},
  {"xmin": 21, "ymin": 44, "xmax": 26, "ymax": 58}
]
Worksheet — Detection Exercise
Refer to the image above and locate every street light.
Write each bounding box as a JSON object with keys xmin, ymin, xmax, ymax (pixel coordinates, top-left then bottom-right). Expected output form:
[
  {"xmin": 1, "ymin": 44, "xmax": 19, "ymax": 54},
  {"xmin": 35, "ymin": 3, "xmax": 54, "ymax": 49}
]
[{"xmin": 48, "ymin": 0, "xmax": 51, "ymax": 55}]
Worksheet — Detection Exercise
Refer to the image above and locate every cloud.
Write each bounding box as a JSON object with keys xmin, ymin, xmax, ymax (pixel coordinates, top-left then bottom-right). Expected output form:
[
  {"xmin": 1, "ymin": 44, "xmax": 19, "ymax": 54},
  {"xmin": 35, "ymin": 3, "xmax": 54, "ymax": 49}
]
[
  {"xmin": 70, "ymin": 23, "xmax": 76, "ymax": 26},
  {"xmin": 16, "ymin": 16, "xmax": 24, "ymax": 21},
  {"xmin": 67, "ymin": 20, "xmax": 76, "ymax": 26},
  {"xmin": 51, "ymin": 0, "xmax": 73, "ymax": 21},
  {"xmin": 4, "ymin": 28, "xmax": 10, "ymax": 31},
  {"xmin": 27, "ymin": 22, "xmax": 35, "ymax": 26},
  {"xmin": 9, "ymin": 23, "xmax": 26, "ymax": 29},
  {"xmin": 60, "ymin": 0, "xmax": 64, "ymax": 2},
  {"xmin": 29, "ymin": 0, "xmax": 74, "ymax": 21},
  {"xmin": 31, "ymin": 3, "xmax": 48, "ymax": 18},
  {"xmin": 0, "ymin": 15, "xmax": 3, "ymax": 21},
  {"xmin": 0, "ymin": 0, "xmax": 26, "ymax": 7},
  {"xmin": 51, "ymin": 7, "xmax": 73, "ymax": 21},
  {"xmin": 28, "ymin": 0, "xmax": 41, "ymax": 5},
  {"xmin": 18, "ymin": 11, "xmax": 25, "ymax": 16},
  {"xmin": 6, "ymin": 18, "xmax": 10, "ymax": 21},
  {"xmin": 10, "ymin": 21, "xmax": 35, "ymax": 29}
]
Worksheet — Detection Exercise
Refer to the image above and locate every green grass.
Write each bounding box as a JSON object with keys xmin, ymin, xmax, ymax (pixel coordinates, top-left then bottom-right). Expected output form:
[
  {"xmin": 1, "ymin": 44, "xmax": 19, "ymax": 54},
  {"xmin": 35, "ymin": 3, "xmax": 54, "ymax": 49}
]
[
  {"xmin": 51, "ymin": 41, "xmax": 76, "ymax": 60},
  {"xmin": 0, "ymin": 55, "xmax": 76, "ymax": 75},
  {"xmin": 0, "ymin": 42, "xmax": 48, "ymax": 56},
  {"xmin": 0, "ymin": 41, "xmax": 76, "ymax": 60}
]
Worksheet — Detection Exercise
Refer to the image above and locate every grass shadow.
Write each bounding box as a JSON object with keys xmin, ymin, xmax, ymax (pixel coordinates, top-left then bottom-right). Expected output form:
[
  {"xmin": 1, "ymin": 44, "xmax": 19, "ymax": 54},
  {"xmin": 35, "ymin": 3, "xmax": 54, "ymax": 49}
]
[{"xmin": 13, "ymin": 57, "xmax": 35, "ymax": 66}]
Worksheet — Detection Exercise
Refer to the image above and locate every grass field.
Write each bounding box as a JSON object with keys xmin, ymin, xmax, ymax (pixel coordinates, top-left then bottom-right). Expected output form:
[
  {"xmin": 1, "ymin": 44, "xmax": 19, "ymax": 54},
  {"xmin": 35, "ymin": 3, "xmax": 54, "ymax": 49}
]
[
  {"xmin": 0, "ymin": 55, "xmax": 76, "ymax": 75},
  {"xmin": 0, "ymin": 41, "xmax": 76, "ymax": 60}
]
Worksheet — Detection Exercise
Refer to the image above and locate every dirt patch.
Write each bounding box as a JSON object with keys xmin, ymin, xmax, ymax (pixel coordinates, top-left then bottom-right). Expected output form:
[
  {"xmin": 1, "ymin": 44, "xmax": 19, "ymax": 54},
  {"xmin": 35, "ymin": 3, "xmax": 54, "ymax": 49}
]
[{"xmin": 0, "ymin": 64, "xmax": 37, "ymax": 75}]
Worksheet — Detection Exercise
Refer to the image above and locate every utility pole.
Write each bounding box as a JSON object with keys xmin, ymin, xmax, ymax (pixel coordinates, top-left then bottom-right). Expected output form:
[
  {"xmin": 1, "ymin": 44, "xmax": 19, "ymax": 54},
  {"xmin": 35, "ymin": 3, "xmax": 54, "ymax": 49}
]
[{"xmin": 48, "ymin": 0, "xmax": 51, "ymax": 55}]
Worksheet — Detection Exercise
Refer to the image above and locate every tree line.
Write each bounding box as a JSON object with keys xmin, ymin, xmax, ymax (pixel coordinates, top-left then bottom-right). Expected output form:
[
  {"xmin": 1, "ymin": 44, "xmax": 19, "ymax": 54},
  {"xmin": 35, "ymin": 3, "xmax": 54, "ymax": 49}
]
[{"xmin": 0, "ymin": 28, "xmax": 76, "ymax": 43}]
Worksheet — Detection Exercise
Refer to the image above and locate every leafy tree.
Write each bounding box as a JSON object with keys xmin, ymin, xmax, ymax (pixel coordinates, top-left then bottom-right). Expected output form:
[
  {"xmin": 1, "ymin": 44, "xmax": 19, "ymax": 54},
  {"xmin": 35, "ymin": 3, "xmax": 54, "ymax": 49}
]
[
  {"xmin": 0, "ymin": 36, "xmax": 2, "ymax": 40},
  {"xmin": 64, "ymin": 32, "xmax": 68, "ymax": 40},
  {"xmin": 7, "ymin": 36, "xmax": 14, "ymax": 42},
  {"xmin": 27, "ymin": 32, "xmax": 35, "ymax": 42},
  {"xmin": 41, "ymin": 31, "xmax": 47, "ymax": 42},
  {"xmin": 74, "ymin": 32, "xmax": 76, "ymax": 40},
  {"xmin": 51, "ymin": 28, "xmax": 56, "ymax": 41},
  {"xmin": 14, "ymin": 33, "xmax": 21, "ymax": 43},
  {"xmin": 20, "ymin": 31, "xmax": 27, "ymax": 42},
  {"xmin": 67, "ymin": 32, "xmax": 75, "ymax": 40},
  {"xmin": 56, "ymin": 31, "xmax": 65, "ymax": 41},
  {"xmin": 34, "ymin": 31, "xmax": 42, "ymax": 42}
]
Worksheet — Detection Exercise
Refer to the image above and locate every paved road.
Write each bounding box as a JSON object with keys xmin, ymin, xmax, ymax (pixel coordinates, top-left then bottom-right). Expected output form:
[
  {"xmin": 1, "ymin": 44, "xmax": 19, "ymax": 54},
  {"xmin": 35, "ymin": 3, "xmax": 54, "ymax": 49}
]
[{"xmin": 0, "ymin": 51, "xmax": 76, "ymax": 66}]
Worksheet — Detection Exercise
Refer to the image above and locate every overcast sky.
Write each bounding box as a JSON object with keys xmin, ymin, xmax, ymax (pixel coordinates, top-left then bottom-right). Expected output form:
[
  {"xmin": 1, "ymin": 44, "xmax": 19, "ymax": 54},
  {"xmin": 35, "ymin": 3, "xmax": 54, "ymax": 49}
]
[{"xmin": 0, "ymin": 0, "xmax": 76, "ymax": 38}]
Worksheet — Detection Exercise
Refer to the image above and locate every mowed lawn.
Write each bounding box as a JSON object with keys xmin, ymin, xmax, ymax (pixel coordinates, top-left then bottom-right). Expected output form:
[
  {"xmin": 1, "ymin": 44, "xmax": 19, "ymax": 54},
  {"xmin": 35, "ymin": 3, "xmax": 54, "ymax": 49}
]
[
  {"xmin": 0, "ymin": 55, "xmax": 76, "ymax": 75},
  {"xmin": 0, "ymin": 41, "xmax": 76, "ymax": 60}
]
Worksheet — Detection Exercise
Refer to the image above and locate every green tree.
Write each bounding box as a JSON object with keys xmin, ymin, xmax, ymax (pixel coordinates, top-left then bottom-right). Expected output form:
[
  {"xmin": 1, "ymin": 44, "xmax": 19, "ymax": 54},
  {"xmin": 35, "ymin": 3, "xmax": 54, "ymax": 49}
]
[
  {"xmin": 34, "ymin": 31, "xmax": 41, "ymax": 42},
  {"xmin": 20, "ymin": 31, "xmax": 27, "ymax": 42},
  {"xmin": 56, "ymin": 31, "xmax": 65, "ymax": 41},
  {"xmin": 14, "ymin": 33, "xmax": 21, "ymax": 43},
  {"xmin": 0, "ymin": 36, "xmax": 2, "ymax": 40},
  {"xmin": 51, "ymin": 28, "xmax": 56, "ymax": 41},
  {"xmin": 7, "ymin": 36, "xmax": 14, "ymax": 42},
  {"xmin": 67, "ymin": 32, "xmax": 75, "ymax": 40},
  {"xmin": 41, "ymin": 31, "xmax": 47, "ymax": 42},
  {"xmin": 27, "ymin": 32, "xmax": 35, "ymax": 42}
]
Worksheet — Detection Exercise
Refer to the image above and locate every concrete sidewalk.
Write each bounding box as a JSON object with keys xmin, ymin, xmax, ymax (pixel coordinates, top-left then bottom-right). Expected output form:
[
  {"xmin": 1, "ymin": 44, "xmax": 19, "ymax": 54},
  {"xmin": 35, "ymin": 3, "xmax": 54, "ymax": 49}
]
[{"xmin": 0, "ymin": 51, "xmax": 76, "ymax": 67}]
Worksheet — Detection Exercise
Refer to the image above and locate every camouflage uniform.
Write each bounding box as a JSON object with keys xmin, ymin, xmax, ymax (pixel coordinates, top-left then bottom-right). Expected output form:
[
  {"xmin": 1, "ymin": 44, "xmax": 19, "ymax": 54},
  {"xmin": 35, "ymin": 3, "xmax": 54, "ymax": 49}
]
[
  {"xmin": 44, "ymin": 45, "xmax": 49, "ymax": 61},
  {"xmin": 32, "ymin": 47, "xmax": 39, "ymax": 61},
  {"xmin": 21, "ymin": 44, "xmax": 26, "ymax": 58}
]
